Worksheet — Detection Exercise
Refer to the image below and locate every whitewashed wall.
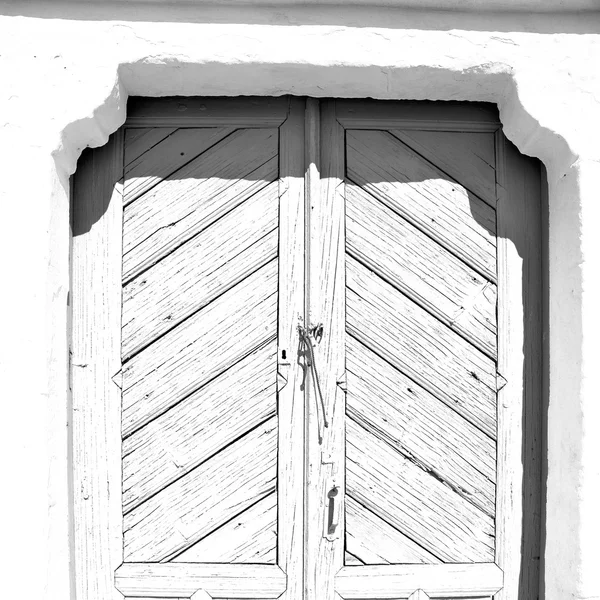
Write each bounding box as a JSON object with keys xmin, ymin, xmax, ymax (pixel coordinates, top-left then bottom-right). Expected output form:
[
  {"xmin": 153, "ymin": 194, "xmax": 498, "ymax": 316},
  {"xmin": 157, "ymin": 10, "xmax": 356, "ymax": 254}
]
[{"xmin": 0, "ymin": 4, "xmax": 599, "ymax": 599}]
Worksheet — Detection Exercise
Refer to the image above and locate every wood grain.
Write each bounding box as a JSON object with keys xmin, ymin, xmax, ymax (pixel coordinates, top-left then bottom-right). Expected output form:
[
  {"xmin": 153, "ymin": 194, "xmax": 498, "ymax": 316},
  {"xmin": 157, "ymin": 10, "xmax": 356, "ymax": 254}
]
[
  {"xmin": 124, "ymin": 127, "xmax": 234, "ymax": 204},
  {"xmin": 390, "ymin": 130, "xmax": 496, "ymax": 207},
  {"xmin": 123, "ymin": 341, "xmax": 277, "ymax": 512},
  {"xmin": 346, "ymin": 183, "xmax": 497, "ymax": 358},
  {"xmin": 346, "ymin": 419, "xmax": 495, "ymax": 562},
  {"xmin": 123, "ymin": 128, "xmax": 278, "ymax": 281},
  {"xmin": 494, "ymin": 133, "xmax": 542, "ymax": 600},
  {"xmin": 173, "ymin": 493, "xmax": 277, "ymax": 564},
  {"xmin": 334, "ymin": 563, "xmax": 503, "ymax": 599},
  {"xmin": 346, "ymin": 257, "xmax": 496, "ymax": 438},
  {"xmin": 124, "ymin": 127, "xmax": 176, "ymax": 167},
  {"xmin": 124, "ymin": 418, "xmax": 277, "ymax": 562},
  {"xmin": 305, "ymin": 99, "xmax": 346, "ymax": 600},
  {"xmin": 276, "ymin": 97, "xmax": 306, "ymax": 600},
  {"xmin": 125, "ymin": 95, "xmax": 290, "ymax": 128},
  {"xmin": 345, "ymin": 496, "xmax": 440, "ymax": 565},
  {"xmin": 122, "ymin": 182, "xmax": 278, "ymax": 358},
  {"xmin": 115, "ymin": 563, "xmax": 286, "ymax": 598},
  {"xmin": 71, "ymin": 132, "xmax": 124, "ymax": 600},
  {"xmin": 346, "ymin": 129, "xmax": 497, "ymax": 282},
  {"xmin": 122, "ymin": 261, "xmax": 277, "ymax": 437},
  {"xmin": 346, "ymin": 336, "xmax": 496, "ymax": 515}
]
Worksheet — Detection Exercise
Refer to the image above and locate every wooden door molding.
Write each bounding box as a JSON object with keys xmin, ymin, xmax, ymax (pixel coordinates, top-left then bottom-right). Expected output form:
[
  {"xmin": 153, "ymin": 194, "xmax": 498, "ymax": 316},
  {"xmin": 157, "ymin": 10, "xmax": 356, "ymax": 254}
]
[{"xmin": 71, "ymin": 96, "xmax": 541, "ymax": 600}]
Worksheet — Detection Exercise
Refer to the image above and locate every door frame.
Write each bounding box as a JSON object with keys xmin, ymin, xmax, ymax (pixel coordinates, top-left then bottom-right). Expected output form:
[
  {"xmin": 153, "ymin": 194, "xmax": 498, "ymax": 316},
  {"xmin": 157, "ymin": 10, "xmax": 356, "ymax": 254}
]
[{"xmin": 71, "ymin": 96, "xmax": 542, "ymax": 600}]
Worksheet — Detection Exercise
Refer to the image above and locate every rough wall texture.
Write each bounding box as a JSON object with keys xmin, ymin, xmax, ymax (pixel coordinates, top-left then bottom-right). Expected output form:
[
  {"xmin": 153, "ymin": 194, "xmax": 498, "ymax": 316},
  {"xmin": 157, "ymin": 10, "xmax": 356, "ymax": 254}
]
[{"xmin": 0, "ymin": 4, "xmax": 599, "ymax": 600}]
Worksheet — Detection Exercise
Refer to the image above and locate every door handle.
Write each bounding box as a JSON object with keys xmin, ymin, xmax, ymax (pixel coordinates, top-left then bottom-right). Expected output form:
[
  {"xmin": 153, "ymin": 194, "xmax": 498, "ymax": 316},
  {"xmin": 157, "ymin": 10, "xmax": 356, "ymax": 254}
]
[{"xmin": 324, "ymin": 482, "xmax": 341, "ymax": 541}]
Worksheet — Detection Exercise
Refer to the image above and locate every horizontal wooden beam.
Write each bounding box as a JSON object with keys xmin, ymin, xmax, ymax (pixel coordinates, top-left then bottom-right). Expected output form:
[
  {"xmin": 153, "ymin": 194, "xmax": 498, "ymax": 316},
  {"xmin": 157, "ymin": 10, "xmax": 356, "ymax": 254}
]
[
  {"xmin": 125, "ymin": 96, "xmax": 290, "ymax": 127},
  {"xmin": 335, "ymin": 563, "xmax": 503, "ymax": 598},
  {"xmin": 335, "ymin": 99, "xmax": 500, "ymax": 131},
  {"xmin": 114, "ymin": 563, "xmax": 287, "ymax": 598}
]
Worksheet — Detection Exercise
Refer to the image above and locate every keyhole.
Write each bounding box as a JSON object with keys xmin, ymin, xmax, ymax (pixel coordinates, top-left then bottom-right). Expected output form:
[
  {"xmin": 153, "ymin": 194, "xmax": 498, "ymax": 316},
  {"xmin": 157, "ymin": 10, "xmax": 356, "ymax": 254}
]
[{"xmin": 281, "ymin": 349, "xmax": 287, "ymax": 360}]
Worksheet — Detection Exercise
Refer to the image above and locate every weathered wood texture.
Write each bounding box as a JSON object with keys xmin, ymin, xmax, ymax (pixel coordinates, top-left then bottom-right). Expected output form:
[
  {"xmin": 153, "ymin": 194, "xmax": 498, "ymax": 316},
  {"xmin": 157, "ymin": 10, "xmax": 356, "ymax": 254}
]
[
  {"xmin": 173, "ymin": 494, "xmax": 277, "ymax": 564},
  {"xmin": 122, "ymin": 261, "xmax": 277, "ymax": 436},
  {"xmin": 124, "ymin": 417, "xmax": 277, "ymax": 562},
  {"xmin": 346, "ymin": 183, "xmax": 497, "ymax": 358},
  {"xmin": 71, "ymin": 132, "xmax": 124, "ymax": 600},
  {"xmin": 121, "ymin": 122, "xmax": 283, "ymax": 569},
  {"xmin": 115, "ymin": 563, "xmax": 286, "ymax": 598},
  {"xmin": 346, "ymin": 129, "xmax": 496, "ymax": 282},
  {"xmin": 346, "ymin": 419, "xmax": 494, "ymax": 563},
  {"xmin": 122, "ymin": 182, "xmax": 278, "ymax": 358},
  {"xmin": 334, "ymin": 563, "xmax": 503, "ymax": 598},
  {"xmin": 123, "ymin": 128, "xmax": 278, "ymax": 281},
  {"xmin": 344, "ymin": 125, "xmax": 499, "ymax": 569},
  {"xmin": 304, "ymin": 100, "xmax": 346, "ymax": 600},
  {"xmin": 276, "ymin": 97, "xmax": 307, "ymax": 600},
  {"xmin": 494, "ymin": 134, "xmax": 543, "ymax": 600},
  {"xmin": 346, "ymin": 257, "xmax": 496, "ymax": 437},
  {"xmin": 125, "ymin": 96, "xmax": 290, "ymax": 128},
  {"xmin": 346, "ymin": 338, "xmax": 496, "ymax": 517}
]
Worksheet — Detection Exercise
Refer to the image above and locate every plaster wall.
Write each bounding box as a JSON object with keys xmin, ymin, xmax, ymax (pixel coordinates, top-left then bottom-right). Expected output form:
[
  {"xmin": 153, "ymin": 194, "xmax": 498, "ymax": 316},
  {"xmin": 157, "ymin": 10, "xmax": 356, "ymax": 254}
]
[{"xmin": 0, "ymin": 4, "xmax": 599, "ymax": 599}]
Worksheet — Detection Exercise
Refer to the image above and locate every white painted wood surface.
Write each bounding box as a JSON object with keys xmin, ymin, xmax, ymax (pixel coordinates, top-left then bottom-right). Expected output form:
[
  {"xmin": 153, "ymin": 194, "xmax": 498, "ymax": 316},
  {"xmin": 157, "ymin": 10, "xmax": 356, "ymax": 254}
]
[
  {"xmin": 304, "ymin": 99, "xmax": 346, "ymax": 600},
  {"xmin": 173, "ymin": 494, "xmax": 277, "ymax": 564},
  {"xmin": 123, "ymin": 128, "xmax": 278, "ymax": 281},
  {"xmin": 345, "ymin": 497, "xmax": 440, "ymax": 565},
  {"xmin": 115, "ymin": 563, "xmax": 286, "ymax": 598},
  {"xmin": 72, "ymin": 98, "xmax": 543, "ymax": 600},
  {"xmin": 346, "ymin": 256, "xmax": 496, "ymax": 437},
  {"xmin": 494, "ymin": 133, "xmax": 542, "ymax": 600},
  {"xmin": 122, "ymin": 342, "xmax": 277, "ymax": 512},
  {"xmin": 71, "ymin": 131, "xmax": 125, "ymax": 600},
  {"xmin": 334, "ymin": 563, "xmax": 503, "ymax": 598},
  {"xmin": 346, "ymin": 337, "xmax": 495, "ymax": 517},
  {"xmin": 346, "ymin": 182, "xmax": 497, "ymax": 357},
  {"xmin": 346, "ymin": 129, "xmax": 497, "ymax": 281},
  {"xmin": 122, "ymin": 261, "xmax": 277, "ymax": 436},
  {"xmin": 122, "ymin": 181, "xmax": 278, "ymax": 358},
  {"xmin": 276, "ymin": 97, "xmax": 307, "ymax": 600},
  {"xmin": 346, "ymin": 419, "xmax": 494, "ymax": 562},
  {"xmin": 390, "ymin": 129, "xmax": 497, "ymax": 207},
  {"xmin": 124, "ymin": 127, "xmax": 234, "ymax": 204},
  {"xmin": 124, "ymin": 417, "xmax": 277, "ymax": 561}
]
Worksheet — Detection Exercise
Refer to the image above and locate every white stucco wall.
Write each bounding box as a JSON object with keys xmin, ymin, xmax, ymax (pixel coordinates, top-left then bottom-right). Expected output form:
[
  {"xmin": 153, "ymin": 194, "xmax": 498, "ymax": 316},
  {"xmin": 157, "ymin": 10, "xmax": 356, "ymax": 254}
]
[{"xmin": 0, "ymin": 3, "xmax": 599, "ymax": 599}]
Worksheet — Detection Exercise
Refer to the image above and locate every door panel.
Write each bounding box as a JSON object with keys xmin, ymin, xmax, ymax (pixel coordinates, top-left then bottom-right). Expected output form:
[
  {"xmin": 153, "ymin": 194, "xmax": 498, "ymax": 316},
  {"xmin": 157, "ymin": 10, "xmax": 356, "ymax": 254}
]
[
  {"xmin": 342, "ymin": 120, "xmax": 500, "ymax": 588},
  {"xmin": 72, "ymin": 97, "xmax": 540, "ymax": 600},
  {"xmin": 113, "ymin": 97, "xmax": 304, "ymax": 599}
]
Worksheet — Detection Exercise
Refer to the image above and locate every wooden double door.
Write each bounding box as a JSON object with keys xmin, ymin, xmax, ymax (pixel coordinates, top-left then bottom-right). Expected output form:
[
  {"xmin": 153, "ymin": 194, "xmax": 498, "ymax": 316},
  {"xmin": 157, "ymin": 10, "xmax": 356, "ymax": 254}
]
[{"xmin": 72, "ymin": 96, "xmax": 541, "ymax": 600}]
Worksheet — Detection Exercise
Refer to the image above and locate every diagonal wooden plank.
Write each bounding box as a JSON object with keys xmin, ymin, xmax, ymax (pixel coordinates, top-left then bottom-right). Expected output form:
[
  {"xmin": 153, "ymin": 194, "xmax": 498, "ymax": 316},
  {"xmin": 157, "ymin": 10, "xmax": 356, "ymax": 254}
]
[
  {"xmin": 391, "ymin": 129, "xmax": 497, "ymax": 207},
  {"xmin": 346, "ymin": 496, "xmax": 440, "ymax": 565},
  {"xmin": 346, "ymin": 129, "xmax": 496, "ymax": 282},
  {"xmin": 346, "ymin": 257, "xmax": 496, "ymax": 438},
  {"xmin": 122, "ymin": 260, "xmax": 278, "ymax": 437},
  {"xmin": 123, "ymin": 341, "xmax": 277, "ymax": 513},
  {"xmin": 123, "ymin": 129, "xmax": 278, "ymax": 281},
  {"xmin": 346, "ymin": 336, "xmax": 496, "ymax": 515},
  {"xmin": 346, "ymin": 420, "xmax": 495, "ymax": 563},
  {"xmin": 346, "ymin": 183, "xmax": 497, "ymax": 358},
  {"xmin": 122, "ymin": 182, "xmax": 279, "ymax": 359},
  {"xmin": 173, "ymin": 493, "xmax": 277, "ymax": 564},
  {"xmin": 124, "ymin": 127, "xmax": 235, "ymax": 204},
  {"xmin": 124, "ymin": 417, "xmax": 277, "ymax": 562},
  {"xmin": 124, "ymin": 127, "xmax": 177, "ymax": 167}
]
